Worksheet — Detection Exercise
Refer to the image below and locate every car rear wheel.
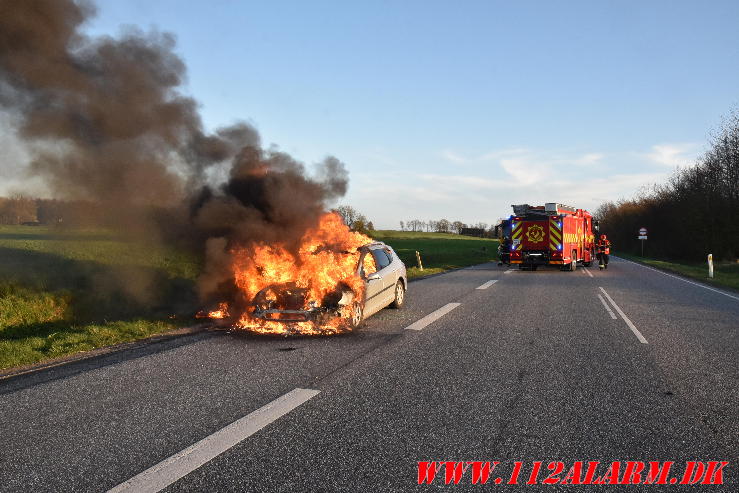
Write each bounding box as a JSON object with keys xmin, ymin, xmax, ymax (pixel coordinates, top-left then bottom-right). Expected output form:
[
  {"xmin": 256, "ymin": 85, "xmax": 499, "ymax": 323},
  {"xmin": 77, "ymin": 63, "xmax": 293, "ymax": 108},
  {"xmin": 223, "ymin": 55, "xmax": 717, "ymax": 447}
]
[{"xmin": 390, "ymin": 280, "xmax": 405, "ymax": 308}]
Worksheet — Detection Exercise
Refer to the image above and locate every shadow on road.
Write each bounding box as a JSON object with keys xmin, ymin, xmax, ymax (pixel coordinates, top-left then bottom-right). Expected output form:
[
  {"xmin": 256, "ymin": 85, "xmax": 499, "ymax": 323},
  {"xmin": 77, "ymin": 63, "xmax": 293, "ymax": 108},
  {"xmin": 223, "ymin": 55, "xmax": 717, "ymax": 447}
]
[{"xmin": 0, "ymin": 246, "xmax": 197, "ymax": 321}]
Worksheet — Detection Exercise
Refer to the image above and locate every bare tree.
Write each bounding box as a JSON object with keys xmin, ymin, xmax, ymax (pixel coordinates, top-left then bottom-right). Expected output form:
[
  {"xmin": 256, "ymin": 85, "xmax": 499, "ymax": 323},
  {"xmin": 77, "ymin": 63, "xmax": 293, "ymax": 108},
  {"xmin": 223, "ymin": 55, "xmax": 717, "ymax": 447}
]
[
  {"xmin": 333, "ymin": 205, "xmax": 375, "ymax": 234},
  {"xmin": 452, "ymin": 220, "xmax": 465, "ymax": 234},
  {"xmin": 436, "ymin": 219, "xmax": 451, "ymax": 233},
  {"xmin": 334, "ymin": 205, "xmax": 359, "ymax": 228},
  {"xmin": 353, "ymin": 217, "xmax": 367, "ymax": 234},
  {"xmin": 399, "ymin": 220, "xmax": 405, "ymax": 231}
]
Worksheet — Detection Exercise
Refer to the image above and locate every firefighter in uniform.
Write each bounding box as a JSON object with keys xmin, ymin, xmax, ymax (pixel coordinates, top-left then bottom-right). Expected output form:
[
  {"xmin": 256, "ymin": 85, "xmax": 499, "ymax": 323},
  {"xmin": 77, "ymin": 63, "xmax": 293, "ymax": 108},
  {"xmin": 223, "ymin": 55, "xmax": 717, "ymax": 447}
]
[
  {"xmin": 597, "ymin": 234, "xmax": 611, "ymax": 269},
  {"xmin": 498, "ymin": 236, "xmax": 512, "ymax": 266}
]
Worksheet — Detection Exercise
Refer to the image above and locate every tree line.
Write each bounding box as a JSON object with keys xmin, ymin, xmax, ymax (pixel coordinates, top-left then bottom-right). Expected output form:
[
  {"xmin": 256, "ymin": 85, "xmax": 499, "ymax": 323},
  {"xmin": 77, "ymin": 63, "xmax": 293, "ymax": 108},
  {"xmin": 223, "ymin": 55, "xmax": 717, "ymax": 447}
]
[
  {"xmin": 596, "ymin": 111, "xmax": 739, "ymax": 261},
  {"xmin": 0, "ymin": 196, "xmax": 107, "ymax": 226},
  {"xmin": 400, "ymin": 219, "xmax": 492, "ymax": 235},
  {"xmin": 332, "ymin": 206, "xmax": 495, "ymax": 237}
]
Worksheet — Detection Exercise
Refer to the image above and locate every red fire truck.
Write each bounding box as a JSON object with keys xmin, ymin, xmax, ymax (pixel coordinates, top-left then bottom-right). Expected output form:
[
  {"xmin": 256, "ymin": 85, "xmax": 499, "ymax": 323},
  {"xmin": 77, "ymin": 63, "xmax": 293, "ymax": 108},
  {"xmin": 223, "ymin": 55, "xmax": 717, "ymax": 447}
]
[{"xmin": 507, "ymin": 203, "xmax": 598, "ymax": 271}]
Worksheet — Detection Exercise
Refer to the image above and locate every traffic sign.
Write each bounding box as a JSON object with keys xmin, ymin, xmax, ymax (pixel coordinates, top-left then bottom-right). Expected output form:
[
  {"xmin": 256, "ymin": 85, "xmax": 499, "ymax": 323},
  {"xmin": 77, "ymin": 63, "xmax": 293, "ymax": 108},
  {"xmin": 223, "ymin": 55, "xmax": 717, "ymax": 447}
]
[
  {"xmin": 638, "ymin": 235, "xmax": 647, "ymax": 240},
  {"xmin": 639, "ymin": 227, "xmax": 648, "ymax": 235}
]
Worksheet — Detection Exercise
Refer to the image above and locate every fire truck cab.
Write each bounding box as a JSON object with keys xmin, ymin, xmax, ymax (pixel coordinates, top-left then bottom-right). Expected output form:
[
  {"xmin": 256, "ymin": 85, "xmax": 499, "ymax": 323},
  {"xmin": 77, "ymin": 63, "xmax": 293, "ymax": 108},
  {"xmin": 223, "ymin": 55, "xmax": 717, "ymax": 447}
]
[{"xmin": 508, "ymin": 203, "xmax": 597, "ymax": 271}]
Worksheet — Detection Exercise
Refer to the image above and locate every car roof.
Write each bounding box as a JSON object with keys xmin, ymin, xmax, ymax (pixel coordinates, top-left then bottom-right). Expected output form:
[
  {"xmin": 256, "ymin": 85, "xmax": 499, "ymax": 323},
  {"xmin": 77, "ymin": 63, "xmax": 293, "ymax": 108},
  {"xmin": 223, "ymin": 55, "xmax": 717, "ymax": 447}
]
[{"xmin": 362, "ymin": 241, "xmax": 389, "ymax": 250}]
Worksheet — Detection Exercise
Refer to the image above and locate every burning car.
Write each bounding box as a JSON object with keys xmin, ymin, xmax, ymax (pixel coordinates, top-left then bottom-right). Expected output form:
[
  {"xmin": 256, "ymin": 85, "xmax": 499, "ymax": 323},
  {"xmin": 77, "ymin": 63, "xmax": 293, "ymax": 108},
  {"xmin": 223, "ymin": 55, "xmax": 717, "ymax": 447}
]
[
  {"xmin": 204, "ymin": 213, "xmax": 407, "ymax": 335},
  {"xmin": 250, "ymin": 242, "xmax": 407, "ymax": 333}
]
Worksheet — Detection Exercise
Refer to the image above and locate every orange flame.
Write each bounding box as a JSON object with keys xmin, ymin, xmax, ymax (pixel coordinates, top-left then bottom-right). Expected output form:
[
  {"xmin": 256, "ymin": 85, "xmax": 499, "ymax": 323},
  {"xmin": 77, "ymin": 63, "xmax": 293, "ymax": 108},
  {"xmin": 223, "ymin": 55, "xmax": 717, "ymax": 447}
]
[{"xmin": 206, "ymin": 212, "xmax": 373, "ymax": 335}]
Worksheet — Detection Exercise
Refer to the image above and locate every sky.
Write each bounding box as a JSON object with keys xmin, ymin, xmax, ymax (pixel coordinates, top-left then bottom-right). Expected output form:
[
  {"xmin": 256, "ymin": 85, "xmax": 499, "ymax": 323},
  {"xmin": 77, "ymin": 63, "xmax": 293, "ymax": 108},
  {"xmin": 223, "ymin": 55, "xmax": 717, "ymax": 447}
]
[{"xmin": 3, "ymin": 0, "xmax": 738, "ymax": 228}]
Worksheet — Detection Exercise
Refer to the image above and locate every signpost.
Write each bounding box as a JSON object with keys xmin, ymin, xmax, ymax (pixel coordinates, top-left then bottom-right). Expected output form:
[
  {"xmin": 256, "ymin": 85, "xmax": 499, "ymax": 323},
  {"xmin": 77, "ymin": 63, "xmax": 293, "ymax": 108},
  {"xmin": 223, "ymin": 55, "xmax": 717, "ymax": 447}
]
[{"xmin": 638, "ymin": 227, "xmax": 648, "ymax": 256}]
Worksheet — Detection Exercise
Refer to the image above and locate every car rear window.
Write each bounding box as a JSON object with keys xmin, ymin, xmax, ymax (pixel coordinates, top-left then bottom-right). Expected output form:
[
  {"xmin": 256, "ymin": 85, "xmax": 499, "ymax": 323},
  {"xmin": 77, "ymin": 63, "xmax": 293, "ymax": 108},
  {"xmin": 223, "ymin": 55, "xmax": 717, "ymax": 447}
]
[{"xmin": 371, "ymin": 248, "xmax": 392, "ymax": 270}]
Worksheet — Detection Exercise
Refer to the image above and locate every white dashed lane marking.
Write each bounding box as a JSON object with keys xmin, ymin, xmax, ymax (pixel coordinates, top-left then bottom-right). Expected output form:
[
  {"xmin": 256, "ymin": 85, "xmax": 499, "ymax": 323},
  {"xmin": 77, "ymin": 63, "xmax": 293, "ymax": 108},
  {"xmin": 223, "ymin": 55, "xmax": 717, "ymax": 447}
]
[
  {"xmin": 476, "ymin": 280, "xmax": 498, "ymax": 290},
  {"xmin": 597, "ymin": 294, "xmax": 618, "ymax": 319},
  {"xmin": 107, "ymin": 388, "xmax": 320, "ymax": 493},
  {"xmin": 404, "ymin": 303, "xmax": 461, "ymax": 331},
  {"xmin": 599, "ymin": 287, "xmax": 648, "ymax": 344}
]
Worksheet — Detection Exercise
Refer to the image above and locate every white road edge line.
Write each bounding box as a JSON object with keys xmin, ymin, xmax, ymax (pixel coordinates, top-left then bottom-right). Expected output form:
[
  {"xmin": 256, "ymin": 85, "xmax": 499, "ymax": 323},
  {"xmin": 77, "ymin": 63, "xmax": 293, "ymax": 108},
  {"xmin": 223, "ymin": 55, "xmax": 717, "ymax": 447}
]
[
  {"xmin": 476, "ymin": 280, "xmax": 498, "ymax": 290},
  {"xmin": 597, "ymin": 294, "xmax": 618, "ymax": 319},
  {"xmin": 616, "ymin": 256, "xmax": 739, "ymax": 302},
  {"xmin": 583, "ymin": 267, "xmax": 594, "ymax": 278},
  {"xmin": 107, "ymin": 388, "xmax": 320, "ymax": 493},
  {"xmin": 599, "ymin": 287, "xmax": 648, "ymax": 344},
  {"xmin": 504, "ymin": 269, "xmax": 514, "ymax": 274},
  {"xmin": 404, "ymin": 303, "xmax": 461, "ymax": 331}
]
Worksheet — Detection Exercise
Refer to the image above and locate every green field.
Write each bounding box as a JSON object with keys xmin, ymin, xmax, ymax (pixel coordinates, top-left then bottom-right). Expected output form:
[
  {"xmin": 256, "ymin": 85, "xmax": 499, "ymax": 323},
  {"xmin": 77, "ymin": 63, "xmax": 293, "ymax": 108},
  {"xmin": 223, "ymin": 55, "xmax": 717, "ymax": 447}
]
[
  {"xmin": 615, "ymin": 251, "xmax": 739, "ymax": 292},
  {"xmin": 372, "ymin": 230, "xmax": 498, "ymax": 279},
  {"xmin": 0, "ymin": 226, "xmax": 498, "ymax": 370},
  {"xmin": 0, "ymin": 225, "xmax": 199, "ymax": 370}
]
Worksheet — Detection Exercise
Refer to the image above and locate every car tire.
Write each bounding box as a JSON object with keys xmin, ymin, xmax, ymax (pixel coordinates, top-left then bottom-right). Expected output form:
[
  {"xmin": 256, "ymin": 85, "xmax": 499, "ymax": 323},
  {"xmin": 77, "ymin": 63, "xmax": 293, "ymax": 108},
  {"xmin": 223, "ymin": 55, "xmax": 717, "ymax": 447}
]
[
  {"xmin": 390, "ymin": 280, "xmax": 405, "ymax": 308},
  {"xmin": 348, "ymin": 302, "xmax": 363, "ymax": 329}
]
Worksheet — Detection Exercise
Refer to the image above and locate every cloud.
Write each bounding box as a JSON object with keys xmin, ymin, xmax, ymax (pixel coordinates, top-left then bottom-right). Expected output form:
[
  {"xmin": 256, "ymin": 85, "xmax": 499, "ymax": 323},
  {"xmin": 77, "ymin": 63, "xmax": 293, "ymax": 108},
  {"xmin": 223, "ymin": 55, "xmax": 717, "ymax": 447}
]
[
  {"xmin": 440, "ymin": 147, "xmax": 607, "ymax": 186},
  {"xmin": 644, "ymin": 143, "xmax": 699, "ymax": 168},
  {"xmin": 441, "ymin": 147, "xmax": 529, "ymax": 164},
  {"xmin": 350, "ymin": 167, "xmax": 671, "ymax": 229},
  {"xmin": 499, "ymin": 156, "xmax": 554, "ymax": 186},
  {"xmin": 479, "ymin": 148, "xmax": 529, "ymax": 161},
  {"xmin": 420, "ymin": 174, "xmax": 506, "ymax": 190},
  {"xmin": 440, "ymin": 149, "xmax": 469, "ymax": 164},
  {"xmin": 489, "ymin": 150, "xmax": 598, "ymax": 186},
  {"xmin": 575, "ymin": 153, "xmax": 605, "ymax": 165},
  {"xmin": 344, "ymin": 144, "xmax": 697, "ymax": 229}
]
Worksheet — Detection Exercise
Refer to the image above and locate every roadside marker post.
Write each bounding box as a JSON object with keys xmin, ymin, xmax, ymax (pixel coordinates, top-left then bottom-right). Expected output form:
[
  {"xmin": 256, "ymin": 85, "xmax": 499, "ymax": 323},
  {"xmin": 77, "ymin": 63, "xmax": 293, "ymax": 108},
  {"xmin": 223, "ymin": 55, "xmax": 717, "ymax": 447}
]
[
  {"xmin": 415, "ymin": 250, "xmax": 424, "ymax": 271},
  {"xmin": 708, "ymin": 253, "xmax": 714, "ymax": 279}
]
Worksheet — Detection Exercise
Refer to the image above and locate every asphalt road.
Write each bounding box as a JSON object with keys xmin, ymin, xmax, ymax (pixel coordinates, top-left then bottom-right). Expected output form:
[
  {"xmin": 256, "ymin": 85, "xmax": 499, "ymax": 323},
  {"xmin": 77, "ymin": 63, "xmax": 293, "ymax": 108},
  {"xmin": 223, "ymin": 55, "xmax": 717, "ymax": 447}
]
[{"xmin": 1, "ymin": 258, "xmax": 737, "ymax": 492}]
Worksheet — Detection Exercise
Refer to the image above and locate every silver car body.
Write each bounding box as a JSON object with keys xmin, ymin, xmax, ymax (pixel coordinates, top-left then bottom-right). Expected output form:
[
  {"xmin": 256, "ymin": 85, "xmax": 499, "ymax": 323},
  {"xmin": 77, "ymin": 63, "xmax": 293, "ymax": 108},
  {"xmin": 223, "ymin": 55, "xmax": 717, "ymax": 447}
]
[
  {"xmin": 250, "ymin": 241, "xmax": 407, "ymax": 328},
  {"xmin": 359, "ymin": 242, "xmax": 407, "ymax": 318}
]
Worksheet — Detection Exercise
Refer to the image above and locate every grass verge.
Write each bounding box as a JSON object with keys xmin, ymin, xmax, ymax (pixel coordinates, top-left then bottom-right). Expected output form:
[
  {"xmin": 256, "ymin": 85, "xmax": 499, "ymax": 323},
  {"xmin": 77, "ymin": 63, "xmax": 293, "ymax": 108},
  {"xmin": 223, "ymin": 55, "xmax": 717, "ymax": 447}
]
[
  {"xmin": 372, "ymin": 230, "xmax": 499, "ymax": 279},
  {"xmin": 0, "ymin": 285, "xmax": 179, "ymax": 369},
  {"xmin": 615, "ymin": 251, "xmax": 739, "ymax": 292}
]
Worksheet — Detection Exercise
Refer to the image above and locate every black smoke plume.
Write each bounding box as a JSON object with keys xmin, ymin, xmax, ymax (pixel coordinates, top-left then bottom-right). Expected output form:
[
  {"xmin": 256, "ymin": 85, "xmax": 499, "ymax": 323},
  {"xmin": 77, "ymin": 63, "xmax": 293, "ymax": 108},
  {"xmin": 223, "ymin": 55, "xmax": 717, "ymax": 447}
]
[{"xmin": 0, "ymin": 0, "xmax": 349, "ymax": 307}]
